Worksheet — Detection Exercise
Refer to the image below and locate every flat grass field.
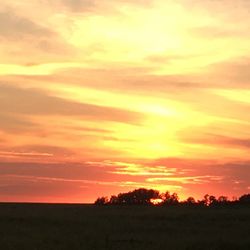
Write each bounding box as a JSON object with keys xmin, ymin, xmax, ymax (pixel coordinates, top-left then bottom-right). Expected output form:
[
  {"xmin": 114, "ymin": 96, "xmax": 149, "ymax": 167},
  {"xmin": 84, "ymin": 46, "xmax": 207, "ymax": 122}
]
[{"xmin": 0, "ymin": 203, "xmax": 249, "ymax": 250}]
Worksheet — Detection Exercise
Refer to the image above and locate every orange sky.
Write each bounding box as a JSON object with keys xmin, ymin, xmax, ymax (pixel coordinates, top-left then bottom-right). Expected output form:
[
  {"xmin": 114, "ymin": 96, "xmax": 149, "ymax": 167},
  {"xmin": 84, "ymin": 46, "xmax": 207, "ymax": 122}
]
[{"xmin": 0, "ymin": 0, "xmax": 250, "ymax": 203}]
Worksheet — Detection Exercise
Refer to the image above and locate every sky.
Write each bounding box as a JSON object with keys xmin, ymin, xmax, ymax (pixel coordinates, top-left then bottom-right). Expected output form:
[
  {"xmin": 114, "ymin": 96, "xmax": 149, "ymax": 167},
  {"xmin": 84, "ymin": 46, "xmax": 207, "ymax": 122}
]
[{"xmin": 0, "ymin": 0, "xmax": 250, "ymax": 203}]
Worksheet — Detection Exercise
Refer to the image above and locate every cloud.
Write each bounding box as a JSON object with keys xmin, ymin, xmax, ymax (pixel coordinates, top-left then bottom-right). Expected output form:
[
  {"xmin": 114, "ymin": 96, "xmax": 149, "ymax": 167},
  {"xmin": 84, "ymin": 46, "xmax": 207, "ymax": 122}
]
[
  {"xmin": 0, "ymin": 10, "xmax": 54, "ymax": 40},
  {"xmin": 106, "ymin": 161, "xmax": 177, "ymax": 177},
  {"xmin": 0, "ymin": 174, "xmax": 84, "ymax": 201},
  {"xmin": 182, "ymin": 0, "xmax": 250, "ymax": 18},
  {"xmin": 0, "ymin": 8, "xmax": 75, "ymax": 63},
  {"xmin": 148, "ymin": 157, "xmax": 250, "ymax": 197},
  {"xmin": 0, "ymin": 151, "xmax": 53, "ymax": 157},
  {"xmin": 146, "ymin": 175, "xmax": 222, "ymax": 185},
  {"xmin": 0, "ymin": 159, "xmax": 249, "ymax": 202},
  {"xmin": 207, "ymin": 57, "xmax": 250, "ymax": 86},
  {"xmin": 59, "ymin": 0, "xmax": 95, "ymax": 12},
  {"xmin": 51, "ymin": 0, "xmax": 154, "ymax": 13},
  {"xmin": 183, "ymin": 133, "xmax": 250, "ymax": 149},
  {"xmin": 0, "ymin": 161, "xmax": 110, "ymax": 181},
  {"xmin": 26, "ymin": 67, "xmax": 202, "ymax": 95},
  {"xmin": 0, "ymin": 84, "xmax": 142, "ymax": 124},
  {"xmin": 192, "ymin": 25, "xmax": 250, "ymax": 40},
  {"xmin": 0, "ymin": 113, "xmax": 36, "ymax": 133},
  {"xmin": 0, "ymin": 145, "xmax": 73, "ymax": 157}
]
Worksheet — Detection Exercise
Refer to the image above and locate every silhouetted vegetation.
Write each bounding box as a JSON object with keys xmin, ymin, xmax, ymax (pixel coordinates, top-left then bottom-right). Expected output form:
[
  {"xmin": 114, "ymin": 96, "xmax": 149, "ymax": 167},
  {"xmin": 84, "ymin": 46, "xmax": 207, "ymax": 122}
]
[
  {"xmin": 94, "ymin": 196, "xmax": 109, "ymax": 205},
  {"xmin": 97, "ymin": 188, "xmax": 160, "ymax": 205},
  {"xmin": 239, "ymin": 193, "xmax": 250, "ymax": 204},
  {"xmin": 94, "ymin": 188, "xmax": 250, "ymax": 207}
]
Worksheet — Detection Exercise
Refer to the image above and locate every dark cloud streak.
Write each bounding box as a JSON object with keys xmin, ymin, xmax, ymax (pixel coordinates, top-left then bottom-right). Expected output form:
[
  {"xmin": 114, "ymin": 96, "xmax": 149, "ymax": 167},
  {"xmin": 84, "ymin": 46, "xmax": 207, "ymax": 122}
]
[
  {"xmin": 0, "ymin": 10, "xmax": 53, "ymax": 40},
  {"xmin": 0, "ymin": 84, "xmax": 142, "ymax": 125}
]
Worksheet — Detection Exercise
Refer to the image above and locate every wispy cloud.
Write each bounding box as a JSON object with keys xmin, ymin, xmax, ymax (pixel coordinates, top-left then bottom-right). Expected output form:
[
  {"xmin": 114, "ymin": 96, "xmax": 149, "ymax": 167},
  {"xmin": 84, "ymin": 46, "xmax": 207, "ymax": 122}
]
[
  {"xmin": 57, "ymin": 0, "xmax": 95, "ymax": 12},
  {"xmin": 189, "ymin": 134, "xmax": 250, "ymax": 149},
  {"xmin": 0, "ymin": 159, "xmax": 249, "ymax": 202},
  {"xmin": 0, "ymin": 84, "xmax": 143, "ymax": 123},
  {"xmin": 0, "ymin": 10, "xmax": 53, "ymax": 40}
]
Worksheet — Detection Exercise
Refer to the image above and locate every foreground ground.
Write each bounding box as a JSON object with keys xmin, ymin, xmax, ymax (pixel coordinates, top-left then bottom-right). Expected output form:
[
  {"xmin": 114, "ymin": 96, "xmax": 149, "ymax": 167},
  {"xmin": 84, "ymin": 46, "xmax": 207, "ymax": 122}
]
[{"xmin": 0, "ymin": 203, "xmax": 249, "ymax": 250}]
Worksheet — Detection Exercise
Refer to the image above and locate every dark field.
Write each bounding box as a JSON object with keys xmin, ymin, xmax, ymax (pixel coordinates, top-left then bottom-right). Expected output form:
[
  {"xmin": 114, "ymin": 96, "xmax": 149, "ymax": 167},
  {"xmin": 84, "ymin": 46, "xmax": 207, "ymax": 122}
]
[{"xmin": 0, "ymin": 203, "xmax": 249, "ymax": 250}]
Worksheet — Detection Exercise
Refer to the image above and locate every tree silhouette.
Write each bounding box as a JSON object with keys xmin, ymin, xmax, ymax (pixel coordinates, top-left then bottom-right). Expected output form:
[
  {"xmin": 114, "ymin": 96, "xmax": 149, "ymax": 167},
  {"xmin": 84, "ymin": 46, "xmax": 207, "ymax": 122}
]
[
  {"xmin": 109, "ymin": 195, "xmax": 119, "ymax": 205},
  {"xmin": 94, "ymin": 196, "xmax": 109, "ymax": 205},
  {"xmin": 115, "ymin": 188, "xmax": 160, "ymax": 205},
  {"xmin": 161, "ymin": 192, "xmax": 179, "ymax": 205},
  {"xmin": 239, "ymin": 194, "xmax": 250, "ymax": 204},
  {"xmin": 218, "ymin": 196, "xmax": 228, "ymax": 203},
  {"xmin": 208, "ymin": 195, "xmax": 217, "ymax": 206},
  {"xmin": 216, "ymin": 196, "xmax": 229, "ymax": 206},
  {"xmin": 183, "ymin": 196, "xmax": 196, "ymax": 206},
  {"xmin": 202, "ymin": 194, "xmax": 210, "ymax": 206},
  {"xmin": 94, "ymin": 189, "xmax": 250, "ymax": 208}
]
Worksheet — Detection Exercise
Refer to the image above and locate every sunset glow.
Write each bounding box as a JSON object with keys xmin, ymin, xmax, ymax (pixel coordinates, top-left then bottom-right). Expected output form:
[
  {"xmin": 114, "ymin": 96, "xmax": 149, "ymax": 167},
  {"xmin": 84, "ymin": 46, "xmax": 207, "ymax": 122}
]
[{"xmin": 0, "ymin": 0, "xmax": 250, "ymax": 203}]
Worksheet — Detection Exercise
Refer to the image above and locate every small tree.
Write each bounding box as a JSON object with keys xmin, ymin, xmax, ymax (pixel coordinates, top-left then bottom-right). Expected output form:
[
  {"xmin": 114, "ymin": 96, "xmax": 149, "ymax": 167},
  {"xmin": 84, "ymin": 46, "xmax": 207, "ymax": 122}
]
[
  {"xmin": 217, "ymin": 196, "xmax": 229, "ymax": 205},
  {"xmin": 162, "ymin": 192, "xmax": 179, "ymax": 205},
  {"xmin": 94, "ymin": 196, "xmax": 109, "ymax": 205},
  {"xmin": 209, "ymin": 195, "xmax": 218, "ymax": 206},
  {"xmin": 184, "ymin": 196, "xmax": 196, "ymax": 205},
  {"xmin": 109, "ymin": 195, "xmax": 119, "ymax": 205},
  {"xmin": 113, "ymin": 188, "xmax": 160, "ymax": 205},
  {"xmin": 198, "ymin": 194, "xmax": 210, "ymax": 206}
]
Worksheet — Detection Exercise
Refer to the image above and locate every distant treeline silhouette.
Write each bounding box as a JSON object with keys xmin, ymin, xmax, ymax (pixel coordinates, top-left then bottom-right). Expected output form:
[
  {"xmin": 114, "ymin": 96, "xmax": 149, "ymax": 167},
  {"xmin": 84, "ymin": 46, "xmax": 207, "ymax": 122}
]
[{"xmin": 94, "ymin": 188, "xmax": 250, "ymax": 206}]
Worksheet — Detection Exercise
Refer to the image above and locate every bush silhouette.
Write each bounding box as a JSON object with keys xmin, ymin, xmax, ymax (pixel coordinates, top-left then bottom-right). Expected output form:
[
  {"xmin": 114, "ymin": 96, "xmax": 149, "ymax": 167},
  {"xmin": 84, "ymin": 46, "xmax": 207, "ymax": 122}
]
[
  {"xmin": 239, "ymin": 194, "xmax": 250, "ymax": 204},
  {"xmin": 94, "ymin": 196, "xmax": 109, "ymax": 205},
  {"xmin": 114, "ymin": 188, "xmax": 160, "ymax": 205},
  {"xmin": 161, "ymin": 192, "xmax": 179, "ymax": 205}
]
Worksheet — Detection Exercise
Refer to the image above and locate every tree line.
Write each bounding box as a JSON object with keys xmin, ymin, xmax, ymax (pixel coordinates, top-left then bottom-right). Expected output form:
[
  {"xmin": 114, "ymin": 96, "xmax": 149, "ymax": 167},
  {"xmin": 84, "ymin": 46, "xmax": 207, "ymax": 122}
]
[{"xmin": 94, "ymin": 188, "xmax": 250, "ymax": 206}]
